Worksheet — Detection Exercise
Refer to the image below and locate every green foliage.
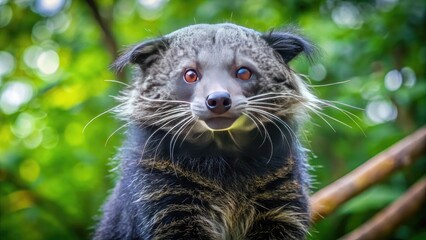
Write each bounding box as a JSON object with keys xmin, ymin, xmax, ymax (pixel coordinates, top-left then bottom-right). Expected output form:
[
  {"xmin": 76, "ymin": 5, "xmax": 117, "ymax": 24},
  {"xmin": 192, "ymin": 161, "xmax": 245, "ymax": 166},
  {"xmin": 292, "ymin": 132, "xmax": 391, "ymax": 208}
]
[{"xmin": 0, "ymin": 0, "xmax": 425, "ymax": 239}]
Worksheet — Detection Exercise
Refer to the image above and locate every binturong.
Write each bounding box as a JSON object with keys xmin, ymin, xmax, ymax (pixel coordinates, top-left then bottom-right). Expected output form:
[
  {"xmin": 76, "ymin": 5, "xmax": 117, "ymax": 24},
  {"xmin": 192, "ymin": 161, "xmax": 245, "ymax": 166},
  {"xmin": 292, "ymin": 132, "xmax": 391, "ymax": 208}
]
[{"xmin": 94, "ymin": 23, "xmax": 320, "ymax": 240}]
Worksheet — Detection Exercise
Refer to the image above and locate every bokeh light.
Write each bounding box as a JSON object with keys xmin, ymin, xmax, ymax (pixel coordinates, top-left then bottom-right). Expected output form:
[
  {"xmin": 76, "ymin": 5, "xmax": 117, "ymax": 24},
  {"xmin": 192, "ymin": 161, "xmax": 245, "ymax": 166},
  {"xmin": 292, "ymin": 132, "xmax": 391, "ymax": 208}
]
[
  {"xmin": 32, "ymin": 21, "xmax": 52, "ymax": 41},
  {"xmin": 0, "ymin": 4, "xmax": 12, "ymax": 28},
  {"xmin": 33, "ymin": 0, "xmax": 66, "ymax": 17},
  {"xmin": 375, "ymin": 0, "xmax": 399, "ymax": 12},
  {"xmin": 46, "ymin": 12, "xmax": 71, "ymax": 33},
  {"xmin": 401, "ymin": 67, "xmax": 416, "ymax": 87},
  {"xmin": 366, "ymin": 99, "xmax": 398, "ymax": 124},
  {"xmin": 384, "ymin": 69, "xmax": 402, "ymax": 91},
  {"xmin": 11, "ymin": 112, "xmax": 36, "ymax": 139},
  {"xmin": 309, "ymin": 63, "xmax": 327, "ymax": 81},
  {"xmin": 0, "ymin": 51, "xmax": 15, "ymax": 77},
  {"xmin": 41, "ymin": 127, "xmax": 59, "ymax": 149},
  {"xmin": 19, "ymin": 159, "xmax": 41, "ymax": 182},
  {"xmin": 36, "ymin": 49, "xmax": 60, "ymax": 75},
  {"xmin": 0, "ymin": 81, "xmax": 33, "ymax": 114},
  {"xmin": 138, "ymin": 0, "xmax": 166, "ymax": 10},
  {"xmin": 331, "ymin": 2, "xmax": 363, "ymax": 29},
  {"xmin": 137, "ymin": 0, "xmax": 166, "ymax": 20},
  {"xmin": 23, "ymin": 45, "xmax": 43, "ymax": 69}
]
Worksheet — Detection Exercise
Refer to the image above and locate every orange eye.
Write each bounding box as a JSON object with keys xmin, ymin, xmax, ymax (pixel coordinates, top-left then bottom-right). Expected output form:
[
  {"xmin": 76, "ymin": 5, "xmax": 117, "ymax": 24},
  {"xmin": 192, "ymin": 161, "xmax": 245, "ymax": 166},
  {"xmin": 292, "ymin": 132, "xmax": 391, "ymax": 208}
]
[
  {"xmin": 183, "ymin": 69, "xmax": 199, "ymax": 83},
  {"xmin": 236, "ymin": 67, "xmax": 252, "ymax": 81}
]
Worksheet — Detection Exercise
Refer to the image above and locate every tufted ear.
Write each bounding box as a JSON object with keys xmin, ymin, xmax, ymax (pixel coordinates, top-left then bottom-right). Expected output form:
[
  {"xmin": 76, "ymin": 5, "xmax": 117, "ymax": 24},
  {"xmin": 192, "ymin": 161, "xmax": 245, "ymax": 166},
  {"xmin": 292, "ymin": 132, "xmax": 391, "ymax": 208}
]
[
  {"xmin": 262, "ymin": 30, "xmax": 317, "ymax": 63},
  {"xmin": 112, "ymin": 37, "xmax": 169, "ymax": 72}
]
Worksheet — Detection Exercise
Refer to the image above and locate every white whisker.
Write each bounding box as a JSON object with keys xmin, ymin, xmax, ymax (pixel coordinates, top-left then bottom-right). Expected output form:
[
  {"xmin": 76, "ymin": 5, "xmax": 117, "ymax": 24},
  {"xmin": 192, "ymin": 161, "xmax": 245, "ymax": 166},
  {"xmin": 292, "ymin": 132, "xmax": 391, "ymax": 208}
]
[
  {"xmin": 242, "ymin": 112, "xmax": 265, "ymax": 144},
  {"xmin": 147, "ymin": 111, "xmax": 189, "ymax": 126},
  {"xmin": 104, "ymin": 79, "xmax": 131, "ymax": 87},
  {"xmin": 307, "ymin": 80, "xmax": 351, "ymax": 88},
  {"xmin": 142, "ymin": 108, "xmax": 189, "ymax": 122},
  {"xmin": 179, "ymin": 117, "xmax": 199, "ymax": 147},
  {"xmin": 244, "ymin": 112, "xmax": 268, "ymax": 148},
  {"xmin": 140, "ymin": 96, "xmax": 191, "ymax": 105},
  {"xmin": 155, "ymin": 115, "xmax": 193, "ymax": 160},
  {"xmin": 324, "ymin": 100, "xmax": 364, "ymax": 111},
  {"xmin": 320, "ymin": 102, "xmax": 365, "ymax": 135},
  {"xmin": 105, "ymin": 121, "xmax": 133, "ymax": 146},
  {"xmin": 307, "ymin": 105, "xmax": 352, "ymax": 129},
  {"xmin": 83, "ymin": 102, "xmax": 127, "ymax": 133},
  {"xmin": 305, "ymin": 105, "xmax": 336, "ymax": 132},
  {"xmin": 139, "ymin": 111, "xmax": 191, "ymax": 163},
  {"xmin": 227, "ymin": 130, "xmax": 243, "ymax": 149},
  {"xmin": 247, "ymin": 107, "xmax": 293, "ymax": 150},
  {"xmin": 170, "ymin": 116, "xmax": 196, "ymax": 161},
  {"xmin": 246, "ymin": 103, "xmax": 280, "ymax": 111}
]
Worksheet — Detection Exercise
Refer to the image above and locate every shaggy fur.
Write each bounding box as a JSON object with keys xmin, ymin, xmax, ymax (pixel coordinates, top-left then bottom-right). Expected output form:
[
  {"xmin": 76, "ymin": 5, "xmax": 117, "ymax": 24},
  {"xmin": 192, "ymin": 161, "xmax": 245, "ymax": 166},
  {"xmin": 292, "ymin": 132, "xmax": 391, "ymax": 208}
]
[{"xmin": 94, "ymin": 23, "xmax": 318, "ymax": 240}]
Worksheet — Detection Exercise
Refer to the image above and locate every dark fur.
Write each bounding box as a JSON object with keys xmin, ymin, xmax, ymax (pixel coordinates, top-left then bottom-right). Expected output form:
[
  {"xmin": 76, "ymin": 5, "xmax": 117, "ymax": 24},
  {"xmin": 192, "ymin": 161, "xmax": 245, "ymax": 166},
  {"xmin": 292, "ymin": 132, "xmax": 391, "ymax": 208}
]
[{"xmin": 94, "ymin": 24, "xmax": 317, "ymax": 240}]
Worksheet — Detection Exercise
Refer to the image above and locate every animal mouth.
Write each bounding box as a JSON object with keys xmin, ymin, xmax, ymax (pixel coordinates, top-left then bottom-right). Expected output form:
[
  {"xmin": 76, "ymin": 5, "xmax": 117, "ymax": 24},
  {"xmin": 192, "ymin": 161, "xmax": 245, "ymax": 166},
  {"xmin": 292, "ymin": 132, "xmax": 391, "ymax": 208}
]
[{"xmin": 203, "ymin": 117, "xmax": 237, "ymax": 130}]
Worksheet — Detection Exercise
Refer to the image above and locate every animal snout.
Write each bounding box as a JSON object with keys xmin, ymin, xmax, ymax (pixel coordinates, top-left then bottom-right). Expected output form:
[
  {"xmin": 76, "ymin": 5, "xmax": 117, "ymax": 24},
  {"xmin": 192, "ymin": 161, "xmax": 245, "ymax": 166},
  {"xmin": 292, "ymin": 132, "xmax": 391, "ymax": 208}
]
[{"xmin": 205, "ymin": 91, "xmax": 232, "ymax": 114}]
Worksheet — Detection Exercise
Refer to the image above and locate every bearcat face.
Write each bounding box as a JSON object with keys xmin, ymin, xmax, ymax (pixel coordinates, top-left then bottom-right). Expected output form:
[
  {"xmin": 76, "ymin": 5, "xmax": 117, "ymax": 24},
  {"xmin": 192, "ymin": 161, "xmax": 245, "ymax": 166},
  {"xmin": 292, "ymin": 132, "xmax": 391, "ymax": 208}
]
[{"xmin": 114, "ymin": 23, "xmax": 317, "ymax": 146}]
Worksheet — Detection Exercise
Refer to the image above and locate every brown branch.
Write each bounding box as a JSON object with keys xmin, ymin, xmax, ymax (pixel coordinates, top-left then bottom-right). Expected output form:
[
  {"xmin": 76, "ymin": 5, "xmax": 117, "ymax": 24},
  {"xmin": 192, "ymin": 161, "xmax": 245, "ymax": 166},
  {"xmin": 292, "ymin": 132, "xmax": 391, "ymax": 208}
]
[
  {"xmin": 310, "ymin": 126, "xmax": 426, "ymax": 222},
  {"xmin": 84, "ymin": 0, "xmax": 127, "ymax": 81},
  {"xmin": 341, "ymin": 177, "xmax": 426, "ymax": 240},
  {"xmin": 84, "ymin": 0, "xmax": 118, "ymax": 59}
]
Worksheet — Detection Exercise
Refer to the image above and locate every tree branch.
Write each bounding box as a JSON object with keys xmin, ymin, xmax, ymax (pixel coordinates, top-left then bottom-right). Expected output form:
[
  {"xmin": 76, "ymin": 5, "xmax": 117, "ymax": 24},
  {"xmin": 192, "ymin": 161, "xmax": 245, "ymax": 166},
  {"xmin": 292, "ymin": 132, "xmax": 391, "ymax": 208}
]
[
  {"xmin": 341, "ymin": 177, "xmax": 426, "ymax": 240},
  {"xmin": 84, "ymin": 0, "xmax": 118, "ymax": 59},
  {"xmin": 310, "ymin": 126, "xmax": 426, "ymax": 222}
]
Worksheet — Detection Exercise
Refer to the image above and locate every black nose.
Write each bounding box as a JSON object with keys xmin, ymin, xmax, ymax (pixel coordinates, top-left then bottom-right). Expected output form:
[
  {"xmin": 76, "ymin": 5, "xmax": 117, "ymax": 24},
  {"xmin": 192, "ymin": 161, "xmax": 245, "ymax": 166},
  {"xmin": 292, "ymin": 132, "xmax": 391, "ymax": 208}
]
[{"xmin": 205, "ymin": 91, "xmax": 232, "ymax": 114}]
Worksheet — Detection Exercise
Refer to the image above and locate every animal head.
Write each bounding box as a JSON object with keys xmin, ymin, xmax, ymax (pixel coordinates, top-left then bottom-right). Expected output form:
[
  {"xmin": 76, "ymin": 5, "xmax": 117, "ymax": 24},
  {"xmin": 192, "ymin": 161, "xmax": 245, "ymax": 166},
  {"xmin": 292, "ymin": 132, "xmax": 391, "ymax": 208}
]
[{"xmin": 114, "ymin": 23, "xmax": 318, "ymax": 146}]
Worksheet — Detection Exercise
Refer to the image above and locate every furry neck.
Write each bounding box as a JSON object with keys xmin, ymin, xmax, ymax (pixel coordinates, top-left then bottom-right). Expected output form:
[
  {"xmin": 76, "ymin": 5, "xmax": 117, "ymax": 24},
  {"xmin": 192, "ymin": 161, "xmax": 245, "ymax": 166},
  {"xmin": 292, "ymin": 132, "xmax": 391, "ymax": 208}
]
[{"xmin": 122, "ymin": 122, "xmax": 301, "ymax": 182}]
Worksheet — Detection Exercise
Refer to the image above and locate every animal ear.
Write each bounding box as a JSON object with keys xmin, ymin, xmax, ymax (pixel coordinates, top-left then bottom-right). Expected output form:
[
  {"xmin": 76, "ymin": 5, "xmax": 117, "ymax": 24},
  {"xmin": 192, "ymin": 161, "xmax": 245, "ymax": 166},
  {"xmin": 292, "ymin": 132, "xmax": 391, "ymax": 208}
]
[
  {"xmin": 112, "ymin": 37, "xmax": 169, "ymax": 72},
  {"xmin": 262, "ymin": 30, "xmax": 316, "ymax": 63}
]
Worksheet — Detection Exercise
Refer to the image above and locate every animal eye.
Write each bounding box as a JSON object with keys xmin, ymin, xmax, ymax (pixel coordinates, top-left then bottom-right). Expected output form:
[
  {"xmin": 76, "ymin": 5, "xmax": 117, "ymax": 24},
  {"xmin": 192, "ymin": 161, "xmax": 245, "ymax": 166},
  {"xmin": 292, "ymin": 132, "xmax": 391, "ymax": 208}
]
[
  {"xmin": 183, "ymin": 69, "xmax": 199, "ymax": 83},
  {"xmin": 236, "ymin": 67, "xmax": 252, "ymax": 81}
]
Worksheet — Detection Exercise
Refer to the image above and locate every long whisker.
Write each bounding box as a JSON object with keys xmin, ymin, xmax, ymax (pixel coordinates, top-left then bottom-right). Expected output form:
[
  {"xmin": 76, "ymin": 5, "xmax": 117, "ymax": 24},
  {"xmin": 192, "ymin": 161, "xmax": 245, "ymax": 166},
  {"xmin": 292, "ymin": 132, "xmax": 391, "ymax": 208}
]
[
  {"xmin": 320, "ymin": 101, "xmax": 364, "ymax": 135},
  {"xmin": 139, "ymin": 96, "xmax": 191, "ymax": 105},
  {"xmin": 179, "ymin": 117, "xmax": 199, "ymax": 147},
  {"xmin": 247, "ymin": 92, "xmax": 295, "ymax": 100},
  {"xmin": 247, "ymin": 107, "xmax": 293, "ymax": 150},
  {"xmin": 247, "ymin": 101, "xmax": 281, "ymax": 107},
  {"xmin": 247, "ymin": 106, "xmax": 297, "ymax": 140},
  {"xmin": 105, "ymin": 121, "xmax": 133, "ymax": 146},
  {"xmin": 140, "ymin": 120, "xmax": 175, "ymax": 159},
  {"xmin": 227, "ymin": 130, "xmax": 243, "ymax": 149},
  {"xmin": 247, "ymin": 110, "xmax": 286, "ymax": 163},
  {"xmin": 324, "ymin": 100, "xmax": 364, "ymax": 111},
  {"xmin": 155, "ymin": 115, "xmax": 193, "ymax": 160},
  {"xmin": 170, "ymin": 116, "xmax": 195, "ymax": 161},
  {"xmin": 246, "ymin": 103, "xmax": 280, "ymax": 112},
  {"xmin": 307, "ymin": 105, "xmax": 352, "ymax": 129},
  {"xmin": 242, "ymin": 112, "xmax": 265, "ymax": 145},
  {"xmin": 304, "ymin": 105, "xmax": 336, "ymax": 132},
  {"xmin": 250, "ymin": 94, "xmax": 305, "ymax": 103},
  {"xmin": 142, "ymin": 108, "xmax": 189, "ymax": 122},
  {"xmin": 147, "ymin": 111, "xmax": 189, "ymax": 126},
  {"xmin": 321, "ymin": 103, "xmax": 363, "ymax": 121},
  {"xmin": 307, "ymin": 80, "xmax": 351, "ymax": 88},
  {"xmin": 83, "ymin": 102, "xmax": 127, "ymax": 133},
  {"xmin": 144, "ymin": 109, "xmax": 184, "ymax": 120},
  {"xmin": 246, "ymin": 112, "xmax": 274, "ymax": 155},
  {"xmin": 270, "ymin": 91, "xmax": 356, "ymax": 131},
  {"xmin": 245, "ymin": 112, "xmax": 273, "ymax": 160},
  {"xmin": 140, "ymin": 113, "xmax": 189, "ymax": 162},
  {"xmin": 104, "ymin": 79, "xmax": 131, "ymax": 87}
]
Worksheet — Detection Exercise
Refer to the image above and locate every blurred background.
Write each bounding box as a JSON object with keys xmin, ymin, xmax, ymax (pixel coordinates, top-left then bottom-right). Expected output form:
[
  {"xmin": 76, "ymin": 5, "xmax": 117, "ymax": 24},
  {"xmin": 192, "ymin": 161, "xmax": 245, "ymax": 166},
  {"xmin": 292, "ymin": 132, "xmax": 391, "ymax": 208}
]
[{"xmin": 0, "ymin": 0, "xmax": 425, "ymax": 239}]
